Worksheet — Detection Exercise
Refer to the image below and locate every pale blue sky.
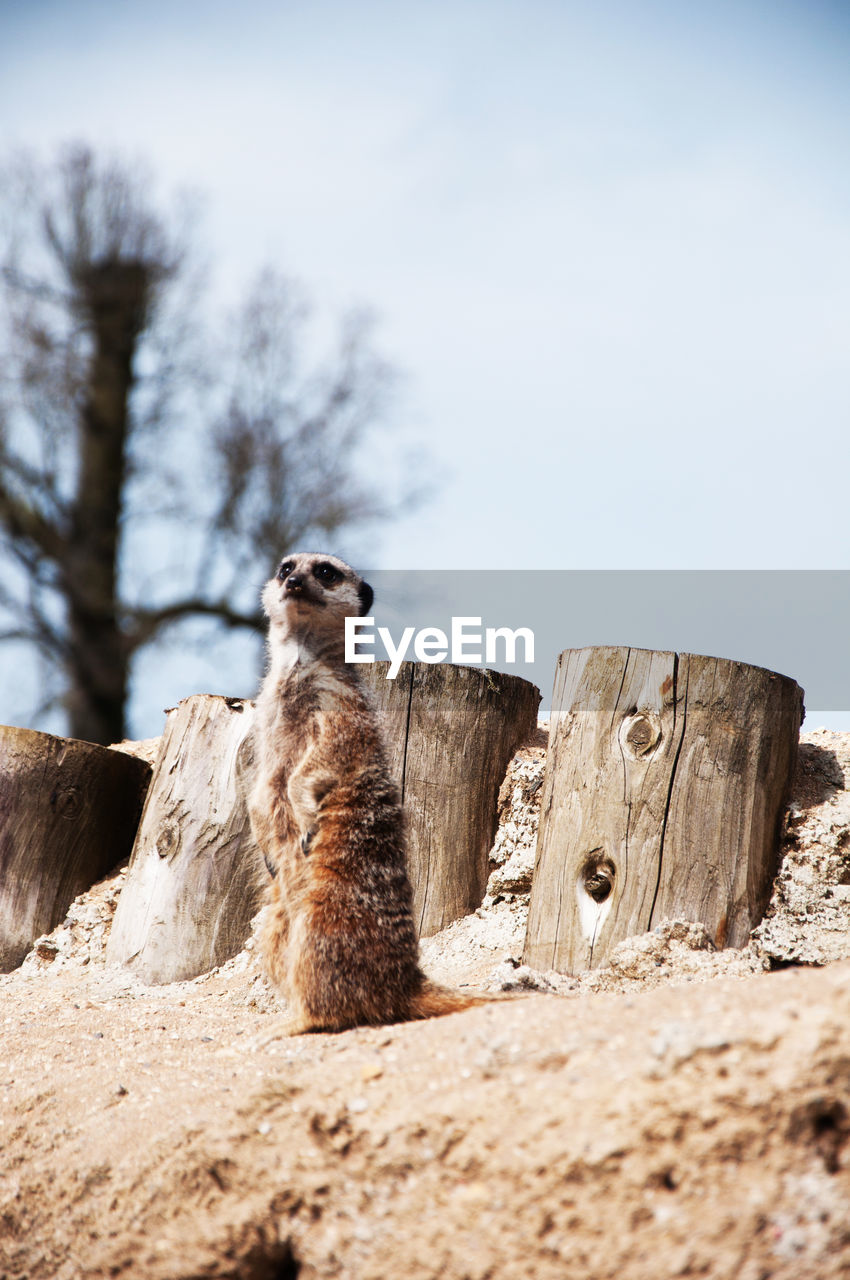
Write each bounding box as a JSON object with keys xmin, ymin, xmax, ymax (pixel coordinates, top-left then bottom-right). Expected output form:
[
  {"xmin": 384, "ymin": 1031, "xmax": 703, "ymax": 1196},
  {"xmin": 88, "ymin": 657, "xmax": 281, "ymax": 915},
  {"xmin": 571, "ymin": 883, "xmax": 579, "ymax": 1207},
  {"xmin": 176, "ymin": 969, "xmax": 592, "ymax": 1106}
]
[
  {"xmin": 2, "ymin": 0, "xmax": 848, "ymax": 569},
  {"xmin": 1, "ymin": 0, "xmax": 848, "ymax": 730}
]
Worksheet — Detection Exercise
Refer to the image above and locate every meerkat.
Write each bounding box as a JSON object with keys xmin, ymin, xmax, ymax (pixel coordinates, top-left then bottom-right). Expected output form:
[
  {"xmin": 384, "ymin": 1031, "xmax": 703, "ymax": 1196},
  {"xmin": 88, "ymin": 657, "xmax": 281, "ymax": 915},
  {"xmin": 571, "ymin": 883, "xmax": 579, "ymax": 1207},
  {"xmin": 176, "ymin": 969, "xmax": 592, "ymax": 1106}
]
[{"xmin": 248, "ymin": 551, "xmax": 493, "ymax": 1034}]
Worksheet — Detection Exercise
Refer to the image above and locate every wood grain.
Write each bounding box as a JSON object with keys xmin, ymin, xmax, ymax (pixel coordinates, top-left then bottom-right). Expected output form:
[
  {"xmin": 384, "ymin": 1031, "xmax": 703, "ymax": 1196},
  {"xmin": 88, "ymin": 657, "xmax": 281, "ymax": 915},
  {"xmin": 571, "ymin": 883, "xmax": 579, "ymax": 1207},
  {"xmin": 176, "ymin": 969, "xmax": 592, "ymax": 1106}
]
[
  {"xmin": 0, "ymin": 726, "xmax": 151, "ymax": 971},
  {"xmin": 364, "ymin": 662, "xmax": 540, "ymax": 937},
  {"xmin": 106, "ymin": 695, "xmax": 262, "ymax": 983},
  {"xmin": 523, "ymin": 647, "xmax": 802, "ymax": 973}
]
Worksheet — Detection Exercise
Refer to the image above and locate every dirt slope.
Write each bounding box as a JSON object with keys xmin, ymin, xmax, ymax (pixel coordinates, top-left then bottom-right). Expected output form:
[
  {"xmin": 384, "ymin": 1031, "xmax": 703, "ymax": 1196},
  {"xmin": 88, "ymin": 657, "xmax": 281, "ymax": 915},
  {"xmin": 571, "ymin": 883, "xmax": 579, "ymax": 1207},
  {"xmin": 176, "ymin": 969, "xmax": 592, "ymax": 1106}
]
[{"xmin": 2, "ymin": 963, "xmax": 850, "ymax": 1280}]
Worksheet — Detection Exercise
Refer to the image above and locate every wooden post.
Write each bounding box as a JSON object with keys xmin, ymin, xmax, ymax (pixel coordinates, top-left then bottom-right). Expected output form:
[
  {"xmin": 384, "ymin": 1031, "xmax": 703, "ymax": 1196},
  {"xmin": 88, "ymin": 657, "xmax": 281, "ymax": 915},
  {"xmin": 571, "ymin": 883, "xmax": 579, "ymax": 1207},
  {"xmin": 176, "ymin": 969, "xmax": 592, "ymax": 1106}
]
[
  {"xmin": 107, "ymin": 668, "xmax": 538, "ymax": 983},
  {"xmin": 363, "ymin": 662, "xmax": 540, "ymax": 937},
  {"xmin": 0, "ymin": 726, "xmax": 151, "ymax": 972},
  {"xmin": 106, "ymin": 695, "xmax": 262, "ymax": 984},
  {"xmin": 523, "ymin": 647, "xmax": 803, "ymax": 973}
]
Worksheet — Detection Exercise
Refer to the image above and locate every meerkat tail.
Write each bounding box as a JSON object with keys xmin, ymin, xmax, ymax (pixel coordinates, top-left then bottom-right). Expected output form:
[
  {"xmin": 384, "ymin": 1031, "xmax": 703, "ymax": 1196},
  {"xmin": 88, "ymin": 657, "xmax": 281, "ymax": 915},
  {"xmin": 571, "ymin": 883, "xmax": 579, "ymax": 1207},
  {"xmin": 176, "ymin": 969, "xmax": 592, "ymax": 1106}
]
[{"xmin": 406, "ymin": 980, "xmax": 511, "ymax": 1021}]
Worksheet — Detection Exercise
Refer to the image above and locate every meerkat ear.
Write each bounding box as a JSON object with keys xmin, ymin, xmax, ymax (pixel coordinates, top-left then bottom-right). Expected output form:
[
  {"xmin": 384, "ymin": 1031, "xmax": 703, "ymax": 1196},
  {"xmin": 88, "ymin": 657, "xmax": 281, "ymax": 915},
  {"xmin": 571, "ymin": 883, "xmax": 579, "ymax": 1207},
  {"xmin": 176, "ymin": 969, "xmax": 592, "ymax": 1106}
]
[{"xmin": 358, "ymin": 580, "xmax": 374, "ymax": 616}]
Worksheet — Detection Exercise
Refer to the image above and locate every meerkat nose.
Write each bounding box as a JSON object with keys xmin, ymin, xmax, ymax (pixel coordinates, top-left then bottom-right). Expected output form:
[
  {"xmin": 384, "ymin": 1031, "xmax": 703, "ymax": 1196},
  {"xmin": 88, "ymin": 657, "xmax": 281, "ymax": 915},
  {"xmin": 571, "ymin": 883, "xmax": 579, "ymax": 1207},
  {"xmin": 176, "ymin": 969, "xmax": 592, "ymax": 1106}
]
[{"xmin": 285, "ymin": 574, "xmax": 304, "ymax": 594}]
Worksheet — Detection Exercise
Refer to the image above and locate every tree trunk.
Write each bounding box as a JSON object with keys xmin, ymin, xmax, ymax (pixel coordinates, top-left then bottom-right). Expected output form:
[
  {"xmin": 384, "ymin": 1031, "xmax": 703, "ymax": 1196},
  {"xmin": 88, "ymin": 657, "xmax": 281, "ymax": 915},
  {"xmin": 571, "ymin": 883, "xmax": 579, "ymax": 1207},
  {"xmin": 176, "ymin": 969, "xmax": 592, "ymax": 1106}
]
[
  {"xmin": 524, "ymin": 647, "xmax": 803, "ymax": 974},
  {"xmin": 106, "ymin": 695, "xmax": 262, "ymax": 983},
  {"xmin": 65, "ymin": 259, "xmax": 151, "ymax": 745},
  {"xmin": 0, "ymin": 725, "xmax": 151, "ymax": 971},
  {"xmin": 363, "ymin": 662, "xmax": 540, "ymax": 937}
]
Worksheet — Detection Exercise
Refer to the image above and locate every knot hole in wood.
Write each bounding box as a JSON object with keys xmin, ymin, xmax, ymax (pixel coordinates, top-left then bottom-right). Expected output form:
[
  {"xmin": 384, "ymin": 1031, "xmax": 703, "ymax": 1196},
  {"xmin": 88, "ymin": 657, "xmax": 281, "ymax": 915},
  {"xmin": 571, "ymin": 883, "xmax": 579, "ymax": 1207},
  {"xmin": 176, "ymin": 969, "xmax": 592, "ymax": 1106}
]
[
  {"xmin": 580, "ymin": 852, "xmax": 616, "ymax": 904},
  {"xmin": 620, "ymin": 710, "xmax": 662, "ymax": 759}
]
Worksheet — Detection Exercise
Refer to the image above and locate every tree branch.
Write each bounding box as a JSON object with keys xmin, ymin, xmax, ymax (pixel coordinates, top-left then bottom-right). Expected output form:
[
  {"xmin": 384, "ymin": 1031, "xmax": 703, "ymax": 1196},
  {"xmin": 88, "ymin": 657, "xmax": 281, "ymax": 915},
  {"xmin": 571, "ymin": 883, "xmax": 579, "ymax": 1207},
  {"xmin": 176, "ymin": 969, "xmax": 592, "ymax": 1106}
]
[
  {"xmin": 0, "ymin": 484, "xmax": 67, "ymax": 562},
  {"xmin": 124, "ymin": 597, "xmax": 263, "ymax": 653}
]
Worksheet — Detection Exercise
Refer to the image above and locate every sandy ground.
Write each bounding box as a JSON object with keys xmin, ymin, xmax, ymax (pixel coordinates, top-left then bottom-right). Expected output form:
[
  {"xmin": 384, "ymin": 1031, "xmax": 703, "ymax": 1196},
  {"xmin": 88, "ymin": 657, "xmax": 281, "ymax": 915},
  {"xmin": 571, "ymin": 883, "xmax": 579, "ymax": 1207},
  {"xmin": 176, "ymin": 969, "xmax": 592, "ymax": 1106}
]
[{"xmin": 1, "ymin": 728, "xmax": 849, "ymax": 1278}]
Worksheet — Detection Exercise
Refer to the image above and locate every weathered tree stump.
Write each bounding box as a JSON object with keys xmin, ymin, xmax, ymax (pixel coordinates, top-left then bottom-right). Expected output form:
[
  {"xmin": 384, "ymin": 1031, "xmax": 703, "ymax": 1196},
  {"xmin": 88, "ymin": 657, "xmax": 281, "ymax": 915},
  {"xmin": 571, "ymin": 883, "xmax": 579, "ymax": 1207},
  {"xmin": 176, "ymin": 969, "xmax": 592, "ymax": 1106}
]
[
  {"xmin": 363, "ymin": 662, "xmax": 540, "ymax": 937},
  {"xmin": 106, "ymin": 695, "xmax": 262, "ymax": 983},
  {"xmin": 0, "ymin": 726, "xmax": 151, "ymax": 971},
  {"xmin": 107, "ymin": 668, "xmax": 538, "ymax": 983},
  {"xmin": 524, "ymin": 647, "xmax": 803, "ymax": 973}
]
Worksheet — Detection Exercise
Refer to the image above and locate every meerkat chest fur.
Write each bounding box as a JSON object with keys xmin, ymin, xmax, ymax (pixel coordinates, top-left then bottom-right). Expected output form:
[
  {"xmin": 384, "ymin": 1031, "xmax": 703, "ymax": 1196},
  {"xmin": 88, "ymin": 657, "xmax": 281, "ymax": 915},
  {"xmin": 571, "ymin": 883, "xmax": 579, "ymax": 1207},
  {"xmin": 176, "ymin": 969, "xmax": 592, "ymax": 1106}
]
[{"xmin": 256, "ymin": 651, "xmax": 390, "ymax": 859}]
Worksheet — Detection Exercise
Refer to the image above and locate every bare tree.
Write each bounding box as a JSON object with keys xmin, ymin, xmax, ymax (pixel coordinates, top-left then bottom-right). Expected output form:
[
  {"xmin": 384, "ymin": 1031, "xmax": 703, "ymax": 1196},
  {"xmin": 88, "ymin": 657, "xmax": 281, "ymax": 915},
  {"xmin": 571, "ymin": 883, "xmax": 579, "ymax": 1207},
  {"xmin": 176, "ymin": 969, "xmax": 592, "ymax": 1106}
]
[{"xmin": 0, "ymin": 144, "xmax": 406, "ymax": 744}]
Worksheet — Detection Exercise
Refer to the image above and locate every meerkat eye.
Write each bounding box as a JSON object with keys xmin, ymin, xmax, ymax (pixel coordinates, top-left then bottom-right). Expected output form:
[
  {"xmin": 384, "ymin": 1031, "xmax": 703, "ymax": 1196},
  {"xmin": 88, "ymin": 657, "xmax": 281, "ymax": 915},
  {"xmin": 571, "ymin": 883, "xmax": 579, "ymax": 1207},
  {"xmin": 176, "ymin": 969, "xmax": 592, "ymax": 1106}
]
[
  {"xmin": 313, "ymin": 563, "xmax": 341, "ymax": 585},
  {"xmin": 277, "ymin": 561, "xmax": 294, "ymax": 581}
]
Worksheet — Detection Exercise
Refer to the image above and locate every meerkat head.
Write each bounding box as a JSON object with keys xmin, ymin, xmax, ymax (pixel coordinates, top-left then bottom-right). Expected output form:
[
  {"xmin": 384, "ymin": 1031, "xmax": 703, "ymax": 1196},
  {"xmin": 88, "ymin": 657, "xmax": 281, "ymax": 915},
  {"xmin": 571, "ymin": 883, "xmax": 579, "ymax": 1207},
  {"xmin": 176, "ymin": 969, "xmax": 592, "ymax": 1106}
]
[{"xmin": 261, "ymin": 552, "xmax": 373, "ymax": 645}]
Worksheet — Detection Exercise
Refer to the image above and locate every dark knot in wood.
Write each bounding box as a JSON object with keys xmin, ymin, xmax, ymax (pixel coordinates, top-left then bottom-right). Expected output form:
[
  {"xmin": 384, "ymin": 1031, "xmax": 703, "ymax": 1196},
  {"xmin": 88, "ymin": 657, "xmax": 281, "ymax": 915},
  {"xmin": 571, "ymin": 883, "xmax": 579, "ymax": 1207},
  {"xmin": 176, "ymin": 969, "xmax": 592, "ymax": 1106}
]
[
  {"xmin": 621, "ymin": 711, "xmax": 661, "ymax": 759},
  {"xmin": 50, "ymin": 787, "xmax": 82, "ymax": 820},
  {"xmin": 155, "ymin": 825, "xmax": 179, "ymax": 860}
]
